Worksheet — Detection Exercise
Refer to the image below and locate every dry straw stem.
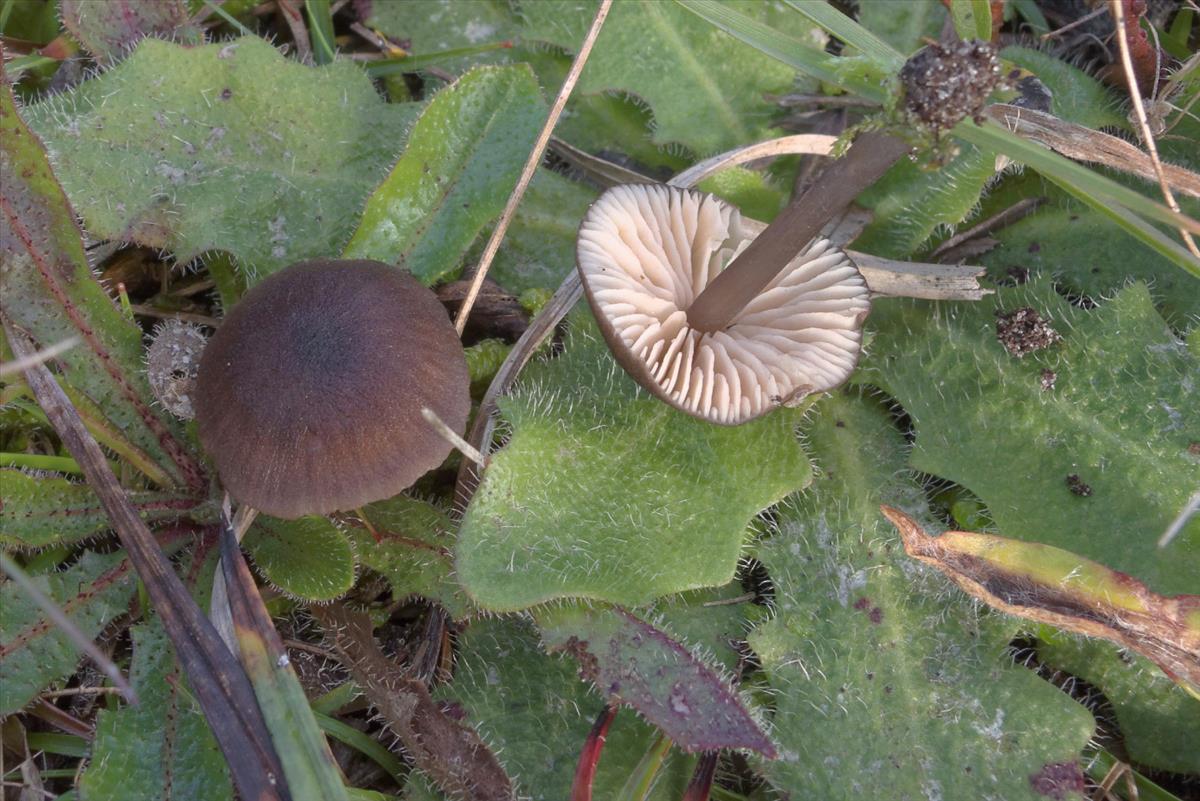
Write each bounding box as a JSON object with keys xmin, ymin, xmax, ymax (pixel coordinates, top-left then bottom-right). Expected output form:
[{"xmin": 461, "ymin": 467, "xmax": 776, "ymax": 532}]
[
  {"xmin": 0, "ymin": 336, "xmax": 79, "ymax": 378},
  {"xmin": 1108, "ymin": 0, "xmax": 1200, "ymax": 257},
  {"xmin": 453, "ymin": 0, "xmax": 613, "ymax": 335},
  {"xmin": 982, "ymin": 105, "xmax": 1200, "ymax": 199}
]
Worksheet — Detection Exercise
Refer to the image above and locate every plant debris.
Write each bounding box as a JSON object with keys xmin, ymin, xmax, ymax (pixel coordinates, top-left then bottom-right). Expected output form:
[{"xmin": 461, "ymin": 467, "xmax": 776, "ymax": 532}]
[
  {"xmin": 900, "ymin": 40, "xmax": 1004, "ymax": 137},
  {"xmin": 1065, "ymin": 474, "xmax": 1092, "ymax": 497},
  {"xmin": 995, "ymin": 307, "xmax": 1062, "ymax": 357}
]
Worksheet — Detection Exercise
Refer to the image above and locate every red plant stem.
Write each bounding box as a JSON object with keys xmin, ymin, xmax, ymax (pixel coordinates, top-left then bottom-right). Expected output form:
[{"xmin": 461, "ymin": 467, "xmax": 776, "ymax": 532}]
[
  {"xmin": 571, "ymin": 704, "xmax": 618, "ymax": 801},
  {"xmin": 682, "ymin": 751, "xmax": 720, "ymax": 801}
]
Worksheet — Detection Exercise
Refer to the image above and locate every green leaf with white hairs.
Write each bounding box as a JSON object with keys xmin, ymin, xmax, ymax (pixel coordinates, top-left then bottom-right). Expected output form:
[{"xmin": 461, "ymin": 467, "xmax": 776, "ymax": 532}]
[
  {"xmin": 0, "ymin": 549, "xmax": 137, "ymax": 715},
  {"xmin": 80, "ymin": 621, "xmax": 232, "ymax": 801},
  {"xmin": 343, "ymin": 64, "xmax": 547, "ymax": 285},
  {"xmin": 23, "ymin": 37, "xmax": 420, "ymax": 287},
  {"xmin": 243, "ymin": 515, "xmax": 356, "ymax": 602},
  {"xmin": 749, "ymin": 392, "xmax": 1095, "ymax": 799},
  {"xmin": 351, "ymin": 495, "xmax": 472, "ymax": 620},
  {"xmin": 433, "ymin": 616, "xmax": 695, "ymax": 801},
  {"xmin": 1038, "ymin": 633, "xmax": 1200, "ymax": 775},
  {"xmin": 859, "ymin": 279, "xmax": 1200, "ymax": 595},
  {"xmin": 457, "ymin": 316, "xmax": 812, "ymax": 611},
  {"xmin": 520, "ymin": 0, "xmax": 823, "ymax": 156},
  {"xmin": 979, "ymin": 205, "xmax": 1200, "ymax": 327},
  {"xmin": 0, "ymin": 470, "xmax": 201, "ymax": 549}
]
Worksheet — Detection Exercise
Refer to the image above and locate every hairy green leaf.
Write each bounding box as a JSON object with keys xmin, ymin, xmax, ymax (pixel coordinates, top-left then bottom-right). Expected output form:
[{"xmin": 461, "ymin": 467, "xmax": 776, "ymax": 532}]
[
  {"xmin": 457, "ymin": 318, "xmax": 812, "ymax": 611},
  {"xmin": 60, "ymin": 0, "xmax": 202, "ymax": 64},
  {"xmin": 1001, "ymin": 47, "xmax": 1127, "ymax": 131},
  {"xmin": 434, "ymin": 617, "xmax": 694, "ymax": 800},
  {"xmin": 351, "ymin": 495, "xmax": 471, "ymax": 619},
  {"xmin": 0, "ymin": 550, "xmax": 136, "ymax": 715},
  {"xmin": 855, "ymin": 0, "xmax": 944, "ymax": 56},
  {"xmin": 859, "ymin": 280, "xmax": 1199, "ymax": 594},
  {"xmin": 750, "ymin": 393, "xmax": 1094, "ymax": 799},
  {"xmin": 343, "ymin": 64, "xmax": 546, "ymax": 285},
  {"xmin": 980, "ymin": 205, "xmax": 1200, "ymax": 326},
  {"xmin": 24, "ymin": 37, "xmax": 420, "ymax": 285},
  {"xmin": 1039, "ymin": 633, "xmax": 1200, "ymax": 775},
  {"xmin": 469, "ymin": 170, "xmax": 595, "ymax": 295},
  {"xmin": 536, "ymin": 602, "xmax": 773, "ymax": 755},
  {"xmin": 80, "ymin": 621, "xmax": 232, "ymax": 801},
  {"xmin": 0, "ymin": 470, "xmax": 200, "ymax": 549},
  {"xmin": 520, "ymin": 0, "xmax": 819, "ymax": 155},
  {"xmin": 367, "ymin": 0, "xmax": 517, "ymax": 65},
  {"xmin": 243, "ymin": 515, "xmax": 356, "ymax": 602},
  {"xmin": 1, "ymin": 72, "xmax": 201, "ymax": 489},
  {"xmin": 854, "ymin": 143, "xmax": 997, "ymax": 258}
]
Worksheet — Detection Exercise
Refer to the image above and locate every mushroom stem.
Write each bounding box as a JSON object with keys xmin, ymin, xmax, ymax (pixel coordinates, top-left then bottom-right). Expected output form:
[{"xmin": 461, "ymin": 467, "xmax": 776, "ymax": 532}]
[{"xmin": 685, "ymin": 131, "xmax": 910, "ymax": 334}]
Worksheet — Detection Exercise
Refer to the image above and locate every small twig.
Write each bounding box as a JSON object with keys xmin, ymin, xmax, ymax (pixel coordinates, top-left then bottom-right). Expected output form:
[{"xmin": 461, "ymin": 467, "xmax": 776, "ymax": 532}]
[
  {"xmin": 930, "ymin": 197, "xmax": 1044, "ymax": 260},
  {"xmin": 767, "ymin": 92, "xmax": 879, "ymax": 109},
  {"xmin": 1110, "ymin": 0, "xmax": 1200, "ymax": 257},
  {"xmin": 37, "ymin": 686, "xmax": 124, "ymax": 700},
  {"xmin": 0, "ymin": 781, "xmax": 56, "ymax": 800},
  {"xmin": 1041, "ymin": 5, "xmax": 1108, "ymax": 38},
  {"xmin": 276, "ymin": 0, "xmax": 312, "ymax": 63},
  {"xmin": 0, "ymin": 553, "xmax": 137, "ymax": 705},
  {"xmin": 453, "ymin": 0, "xmax": 613, "ymax": 335},
  {"xmin": 421, "ymin": 407, "xmax": 486, "ymax": 467},
  {"xmin": 283, "ymin": 639, "xmax": 341, "ymax": 662},
  {"xmin": 130, "ymin": 305, "xmax": 220, "ymax": 327},
  {"xmin": 983, "ymin": 104, "xmax": 1200, "ymax": 199},
  {"xmin": 0, "ymin": 336, "xmax": 79, "ymax": 378}
]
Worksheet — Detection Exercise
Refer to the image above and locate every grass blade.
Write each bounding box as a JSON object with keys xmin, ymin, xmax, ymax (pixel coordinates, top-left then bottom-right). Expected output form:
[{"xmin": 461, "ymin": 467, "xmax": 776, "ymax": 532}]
[
  {"xmin": 305, "ymin": 0, "xmax": 336, "ymax": 65},
  {"xmin": 219, "ymin": 517, "xmax": 351, "ymax": 801},
  {"xmin": 947, "ymin": 0, "xmax": 995, "ymax": 41},
  {"xmin": 674, "ymin": 0, "xmax": 888, "ymax": 102},
  {"xmin": 781, "ymin": 0, "xmax": 904, "ymax": 66}
]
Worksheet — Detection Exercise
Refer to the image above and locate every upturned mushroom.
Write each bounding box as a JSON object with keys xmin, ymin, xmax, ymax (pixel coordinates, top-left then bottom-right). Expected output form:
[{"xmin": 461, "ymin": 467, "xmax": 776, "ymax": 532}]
[
  {"xmin": 576, "ymin": 183, "xmax": 870, "ymax": 425},
  {"xmin": 195, "ymin": 259, "xmax": 470, "ymax": 519}
]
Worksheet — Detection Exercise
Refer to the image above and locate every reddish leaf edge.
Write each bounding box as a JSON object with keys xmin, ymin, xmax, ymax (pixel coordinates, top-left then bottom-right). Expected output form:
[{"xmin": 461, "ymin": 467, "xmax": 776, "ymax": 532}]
[{"xmin": 0, "ymin": 57, "xmax": 205, "ymax": 491}]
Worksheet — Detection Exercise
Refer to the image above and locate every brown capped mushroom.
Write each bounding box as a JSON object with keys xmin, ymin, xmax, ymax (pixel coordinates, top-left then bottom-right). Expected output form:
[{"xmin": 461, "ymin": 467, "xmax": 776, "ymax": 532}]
[
  {"xmin": 577, "ymin": 184, "xmax": 870, "ymax": 425},
  {"xmin": 195, "ymin": 259, "xmax": 469, "ymax": 519}
]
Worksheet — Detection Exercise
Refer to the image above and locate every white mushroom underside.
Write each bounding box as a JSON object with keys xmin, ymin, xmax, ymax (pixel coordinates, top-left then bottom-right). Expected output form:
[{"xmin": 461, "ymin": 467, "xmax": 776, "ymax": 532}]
[{"xmin": 578, "ymin": 184, "xmax": 870, "ymax": 424}]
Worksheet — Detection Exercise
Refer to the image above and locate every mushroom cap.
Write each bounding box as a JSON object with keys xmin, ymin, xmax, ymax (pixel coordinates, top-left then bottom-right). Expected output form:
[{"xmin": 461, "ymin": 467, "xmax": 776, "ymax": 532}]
[
  {"xmin": 195, "ymin": 259, "xmax": 469, "ymax": 519},
  {"xmin": 576, "ymin": 184, "xmax": 870, "ymax": 425}
]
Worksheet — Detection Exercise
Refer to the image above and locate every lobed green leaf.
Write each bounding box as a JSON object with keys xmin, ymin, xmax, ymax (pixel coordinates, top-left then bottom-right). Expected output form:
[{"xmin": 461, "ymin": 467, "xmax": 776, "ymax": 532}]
[
  {"xmin": 80, "ymin": 621, "xmax": 232, "ymax": 801},
  {"xmin": 457, "ymin": 317, "xmax": 812, "ymax": 611},
  {"xmin": 23, "ymin": 37, "xmax": 420, "ymax": 287},
  {"xmin": 0, "ymin": 469, "xmax": 200, "ymax": 549},
  {"xmin": 749, "ymin": 393, "xmax": 1095, "ymax": 799},
  {"xmin": 859, "ymin": 279, "xmax": 1199, "ymax": 595}
]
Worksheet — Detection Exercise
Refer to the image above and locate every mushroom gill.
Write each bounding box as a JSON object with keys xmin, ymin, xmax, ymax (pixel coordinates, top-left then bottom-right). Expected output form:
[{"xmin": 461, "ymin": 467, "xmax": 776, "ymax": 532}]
[{"xmin": 577, "ymin": 184, "xmax": 870, "ymax": 425}]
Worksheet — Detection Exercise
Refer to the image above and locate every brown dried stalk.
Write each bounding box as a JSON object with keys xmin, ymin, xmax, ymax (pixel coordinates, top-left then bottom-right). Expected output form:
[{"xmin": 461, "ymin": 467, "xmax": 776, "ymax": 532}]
[
  {"xmin": 310, "ymin": 602, "xmax": 515, "ymax": 800},
  {"xmin": 882, "ymin": 506, "xmax": 1200, "ymax": 692}
]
